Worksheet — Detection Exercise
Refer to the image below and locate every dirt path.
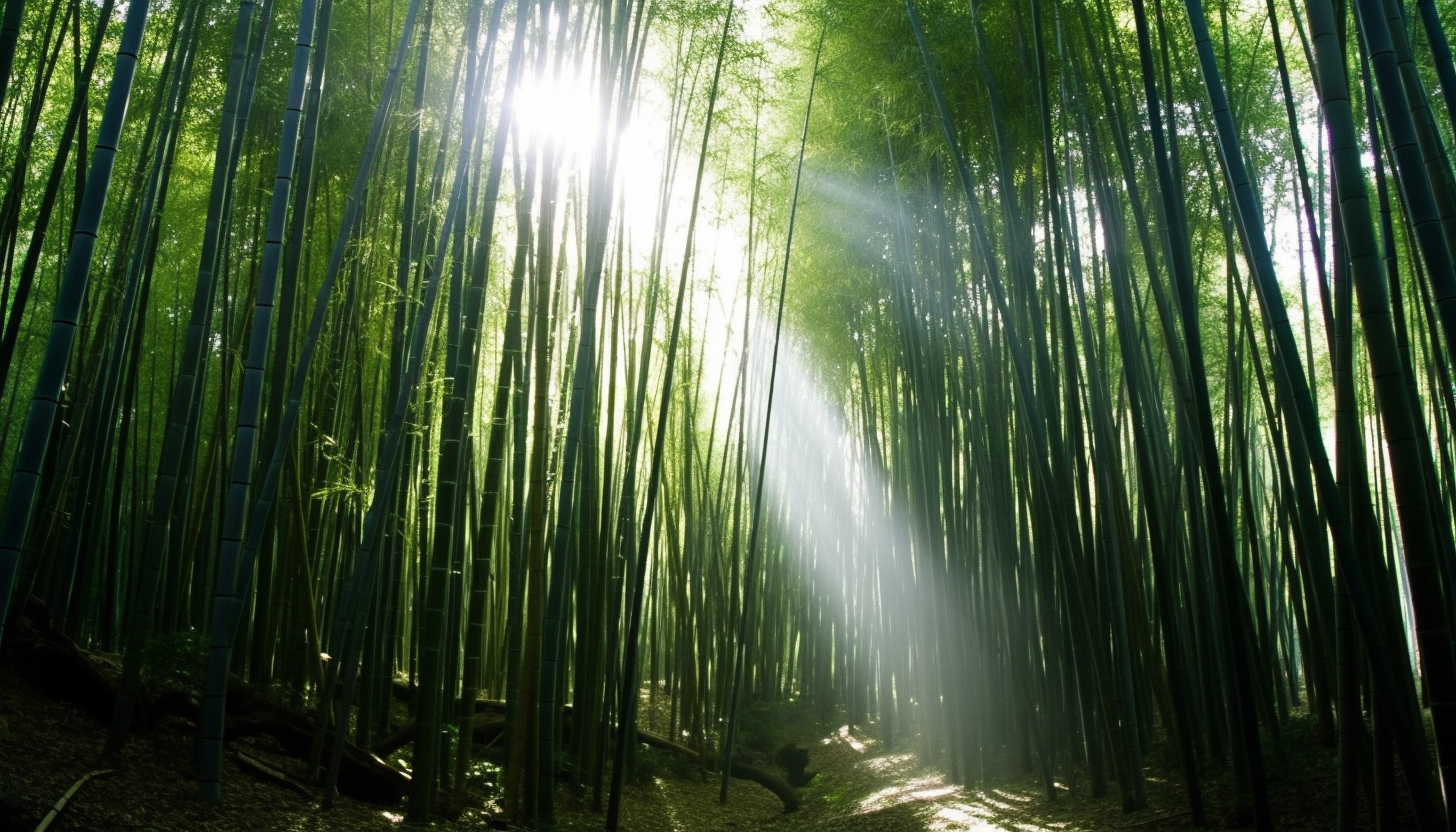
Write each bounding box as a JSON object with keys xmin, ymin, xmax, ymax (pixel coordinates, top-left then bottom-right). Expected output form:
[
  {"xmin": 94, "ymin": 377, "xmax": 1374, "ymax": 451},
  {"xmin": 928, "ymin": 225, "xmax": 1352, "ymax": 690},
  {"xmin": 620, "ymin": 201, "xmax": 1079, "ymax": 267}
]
[
  {"xmin": 0, "ymin": 655, "xmax": 1387, "ymax": 832},
  {"xmin": 553, "ymin": 723, "xmax": 1113, "ymax": 832}
]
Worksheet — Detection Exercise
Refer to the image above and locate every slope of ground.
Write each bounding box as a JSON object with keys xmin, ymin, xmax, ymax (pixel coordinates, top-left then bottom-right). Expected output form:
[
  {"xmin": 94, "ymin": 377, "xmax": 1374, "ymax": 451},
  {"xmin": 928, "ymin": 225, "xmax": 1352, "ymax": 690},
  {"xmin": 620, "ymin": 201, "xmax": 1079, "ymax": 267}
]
[{"xmin": 0, "ymin": 643, "xmax": 1417, "ymax": 832}]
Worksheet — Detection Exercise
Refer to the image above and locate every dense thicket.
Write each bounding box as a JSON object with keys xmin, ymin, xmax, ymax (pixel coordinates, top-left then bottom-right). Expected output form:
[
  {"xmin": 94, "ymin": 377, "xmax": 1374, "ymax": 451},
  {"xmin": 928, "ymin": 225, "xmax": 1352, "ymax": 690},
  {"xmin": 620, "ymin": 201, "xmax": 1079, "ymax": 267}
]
[{"xmin": 1, "ymin": 0, "xmax": 1455, "ymax": 829}]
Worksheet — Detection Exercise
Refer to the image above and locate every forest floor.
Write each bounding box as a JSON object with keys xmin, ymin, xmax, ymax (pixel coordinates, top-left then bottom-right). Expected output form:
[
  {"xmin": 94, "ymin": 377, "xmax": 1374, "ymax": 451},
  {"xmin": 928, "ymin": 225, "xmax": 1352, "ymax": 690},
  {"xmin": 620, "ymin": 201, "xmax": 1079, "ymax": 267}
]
[{"xmin": 0, "ymin": 641, "xmax": 1414, "ymax": 832}]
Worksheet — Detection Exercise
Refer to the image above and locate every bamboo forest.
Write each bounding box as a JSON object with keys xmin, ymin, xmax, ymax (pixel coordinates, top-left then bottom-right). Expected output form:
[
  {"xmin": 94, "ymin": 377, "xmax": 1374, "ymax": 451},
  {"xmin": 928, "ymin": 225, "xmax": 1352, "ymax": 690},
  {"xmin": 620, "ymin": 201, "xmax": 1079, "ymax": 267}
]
[{"xmin": 6, "ymin": 0, "xmax": 1456, "ymax": 829}]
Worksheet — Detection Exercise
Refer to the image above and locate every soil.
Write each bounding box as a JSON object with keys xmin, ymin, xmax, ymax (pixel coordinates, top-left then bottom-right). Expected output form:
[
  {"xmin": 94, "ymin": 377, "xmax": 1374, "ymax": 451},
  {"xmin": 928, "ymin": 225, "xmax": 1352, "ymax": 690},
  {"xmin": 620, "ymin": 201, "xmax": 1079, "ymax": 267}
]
[{"xmin": 0, "ymin": 645, "xmax": 1417, "ymax": 832}]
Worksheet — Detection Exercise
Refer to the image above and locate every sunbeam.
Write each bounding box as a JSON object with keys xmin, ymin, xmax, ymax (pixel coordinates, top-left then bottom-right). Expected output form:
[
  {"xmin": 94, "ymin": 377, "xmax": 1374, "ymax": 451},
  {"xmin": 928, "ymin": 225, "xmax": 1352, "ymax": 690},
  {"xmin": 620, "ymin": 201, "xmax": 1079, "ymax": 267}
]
[{"xmin": 743, "ymin": 322, "xmax": 930, "ymax": 719}]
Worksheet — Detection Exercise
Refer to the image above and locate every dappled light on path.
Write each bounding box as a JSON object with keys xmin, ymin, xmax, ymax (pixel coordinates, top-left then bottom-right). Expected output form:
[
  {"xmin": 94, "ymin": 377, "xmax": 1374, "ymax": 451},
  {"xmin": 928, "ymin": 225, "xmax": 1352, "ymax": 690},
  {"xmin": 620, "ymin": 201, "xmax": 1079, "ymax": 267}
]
[
  {"xmin": 926, "ymin": 801, "xmax": 1070, "ymax": 832},
  {"xmin": 859, "ymin": 775, "xmax": 959, "ymax": 812},
  {"xmin": 854, "ymin": 774, "xmax": 1071, "ymax": 832},
  {"xmin": 652, "ymin": 776, "xmax": 686, "ymax": 831},
  {"xmin": 817, "ymin": 725, "xmax": 1074, "ymax": 832},
  {"xmin": 824, "ymin": 724, "xmax": 873, "ymax": 753},
  {"xmin": 864, "ymin": 752, "xmax": 916, "ymax": 773}
]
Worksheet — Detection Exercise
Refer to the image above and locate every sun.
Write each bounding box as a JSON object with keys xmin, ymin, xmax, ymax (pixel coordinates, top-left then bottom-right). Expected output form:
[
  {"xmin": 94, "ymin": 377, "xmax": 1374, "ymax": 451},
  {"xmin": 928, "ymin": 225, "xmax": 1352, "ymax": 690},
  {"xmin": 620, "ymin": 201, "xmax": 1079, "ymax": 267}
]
[
  {"xmin": 504, "ymin": 52, "xmax": 679, "ymax": 257},
  {"xmin": 511, "ymin": 65, "xmax": 603, "ymax": 161}
]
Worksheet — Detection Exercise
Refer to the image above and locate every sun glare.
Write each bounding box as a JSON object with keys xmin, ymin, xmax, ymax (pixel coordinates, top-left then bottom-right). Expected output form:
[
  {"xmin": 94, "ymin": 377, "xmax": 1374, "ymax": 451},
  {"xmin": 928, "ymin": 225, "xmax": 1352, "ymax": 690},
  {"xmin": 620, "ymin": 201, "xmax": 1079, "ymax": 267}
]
[
  {"xmin": 512, "ymin": 69, "xmax": 602, "ymax": 160},
  {"xmin": 505, "ymin": 56, "xmax": 676, "ymax": 260}
]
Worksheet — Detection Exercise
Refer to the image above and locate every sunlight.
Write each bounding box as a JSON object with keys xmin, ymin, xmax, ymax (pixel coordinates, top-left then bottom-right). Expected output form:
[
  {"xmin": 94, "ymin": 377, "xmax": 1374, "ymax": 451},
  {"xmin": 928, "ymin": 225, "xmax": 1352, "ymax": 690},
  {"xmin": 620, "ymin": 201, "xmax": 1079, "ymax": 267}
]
[
  {"xmin": 735, "ymin": 329, "xmax": 1082, "ymax": 832},
  {"xmin": 746, "ymin": 325, "xmax": 922, "ymax": 617},
  {"xmin": 929, "ymin": 804, "xmax": 1001, "ymax": 831},
  {"xmin": 651, "ymin": 776, "xmax": 685, "ymax": 832},
  {"xmin": 858, "ymin": 775, "xmax": 959, "ymax": 813},
  {"xmin": 981, "ymin": 790, "xmax": 1035, "ymax": 810},
  {"xmin": 861, "ymin": 788, "xmax": 1073, "ymax": 832},
  {"xmin": 823, "ymin": 724, "xmax": 872, "ymax": 752},
  {"xmin": 927, "ymin": 802, "xmax": 1070, "ymax": 832},
  {"xmin": 863, "ymin": 752, "xmax": 916, "ymax": 773},
  {"xmin": 848, "ymin": 759, "xmax": 1072, "ymax": 831},
  {"xmin": 512, "ymin": 68, "xmax": 601, "ymax": 161}
]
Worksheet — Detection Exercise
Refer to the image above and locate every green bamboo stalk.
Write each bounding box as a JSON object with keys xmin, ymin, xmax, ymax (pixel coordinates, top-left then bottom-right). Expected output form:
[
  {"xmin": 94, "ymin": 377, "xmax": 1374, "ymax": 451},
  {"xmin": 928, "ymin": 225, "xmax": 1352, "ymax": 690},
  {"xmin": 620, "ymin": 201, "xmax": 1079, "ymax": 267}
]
[
  {"xmin": 196, "ymin": 0, "xmax": 319, "ymax": 800},
  {"xmin": 607, "ymin": 3, "xmax": 738, "ymax": 827},
  {"xmin": 0, "ymin": 0, "xmax": 151, "ymax": 652}
]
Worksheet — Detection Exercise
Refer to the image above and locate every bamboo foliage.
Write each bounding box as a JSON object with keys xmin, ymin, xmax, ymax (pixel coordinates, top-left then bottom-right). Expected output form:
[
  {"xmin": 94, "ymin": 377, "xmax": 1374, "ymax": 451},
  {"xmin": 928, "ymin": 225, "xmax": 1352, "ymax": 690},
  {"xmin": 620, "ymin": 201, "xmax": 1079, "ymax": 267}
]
[
  {"xmin": 3, "ymin": 0, "xmax": 1456, "ymax": 828},
  {"xmin": 0, "ymin": 0, "xmax": 152, "ymax": 647}
]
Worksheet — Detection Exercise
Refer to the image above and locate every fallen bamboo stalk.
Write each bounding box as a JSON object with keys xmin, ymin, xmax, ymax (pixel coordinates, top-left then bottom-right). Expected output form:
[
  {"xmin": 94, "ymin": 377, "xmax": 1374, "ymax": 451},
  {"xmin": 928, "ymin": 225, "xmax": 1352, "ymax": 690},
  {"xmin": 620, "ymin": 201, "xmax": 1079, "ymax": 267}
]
[
  {"xmin": 33, "ymin": 768, "xmax": 115, "ymax": 832},
  {"xmin": 232, "ymin": 750, "xmax": 314, "ymax": 801}
]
